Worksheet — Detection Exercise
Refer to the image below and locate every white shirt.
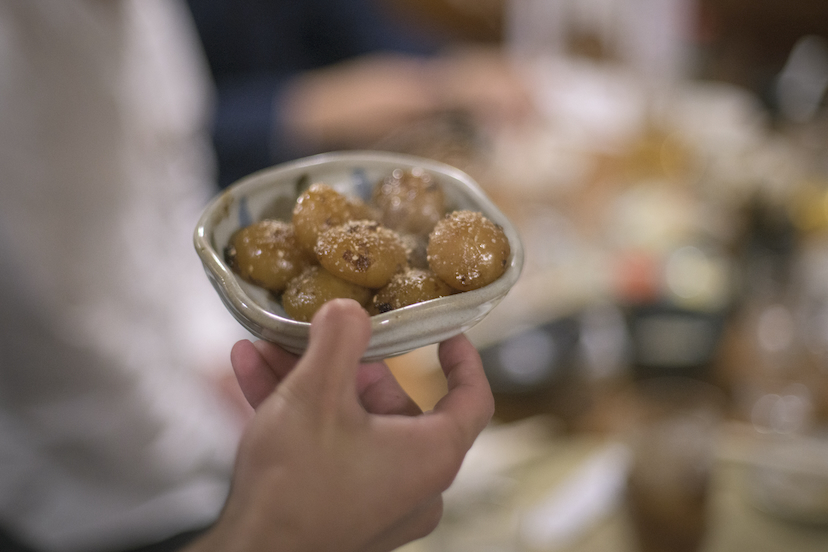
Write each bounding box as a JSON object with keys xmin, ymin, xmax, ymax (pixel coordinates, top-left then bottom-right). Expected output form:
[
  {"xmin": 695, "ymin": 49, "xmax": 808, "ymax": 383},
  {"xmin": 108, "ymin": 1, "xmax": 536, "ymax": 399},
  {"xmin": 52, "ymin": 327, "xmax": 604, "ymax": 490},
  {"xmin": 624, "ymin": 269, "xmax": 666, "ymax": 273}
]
[{"xmin": 0, "ymin": 2, "xmax": 247, "ymax": 550}]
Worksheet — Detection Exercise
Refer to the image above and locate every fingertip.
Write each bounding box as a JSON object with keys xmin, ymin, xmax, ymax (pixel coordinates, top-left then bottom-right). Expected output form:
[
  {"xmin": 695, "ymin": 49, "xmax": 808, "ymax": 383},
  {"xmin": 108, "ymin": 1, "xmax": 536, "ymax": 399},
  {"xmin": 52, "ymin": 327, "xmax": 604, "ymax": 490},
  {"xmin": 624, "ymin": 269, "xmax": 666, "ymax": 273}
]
[
  {"xmin": 308, "ymin": 299, "xmax": 372, "ymax": 355},
  {"xmin": 435, "ymin": 333, "xmax": 495, "ymax": 437},
  {"xmin": 230, "ymin": 339, "xmax": 256, "ymax": 370},
  {"xmin": 437, "ymin": 333, "xmax": 479, "ymax": 376},
  {"xmin": 312, "ymin": 298, "xmax": 370, "ymax": 325},
  {"xmin": 230, "ymin": 339, "xmax": 280, "ymax": 409}
]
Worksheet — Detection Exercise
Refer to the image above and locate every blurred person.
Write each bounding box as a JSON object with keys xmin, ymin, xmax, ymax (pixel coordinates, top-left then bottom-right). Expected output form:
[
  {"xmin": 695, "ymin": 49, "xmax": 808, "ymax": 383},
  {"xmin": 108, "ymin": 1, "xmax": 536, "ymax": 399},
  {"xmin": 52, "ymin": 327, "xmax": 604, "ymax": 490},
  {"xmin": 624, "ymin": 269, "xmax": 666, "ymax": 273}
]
[
  {"xmin": 0, "ymin": 1, "xmax": 250, "ymax": 550},
  {"xmin": 186, "ymin": 0, "xmax": 534, "ymax": 188},
  {"xmin": 0, "ymin": 3, "xmax": 495, "ymax": 552}
]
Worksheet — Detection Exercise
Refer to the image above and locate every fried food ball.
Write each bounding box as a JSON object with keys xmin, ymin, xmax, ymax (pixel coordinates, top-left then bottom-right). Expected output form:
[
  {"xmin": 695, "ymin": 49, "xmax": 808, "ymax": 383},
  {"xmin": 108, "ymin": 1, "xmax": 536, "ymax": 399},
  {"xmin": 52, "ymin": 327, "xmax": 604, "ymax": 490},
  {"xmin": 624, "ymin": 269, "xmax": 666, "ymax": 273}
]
[
  {"xmin": 369, "ymin": 268, "xmax": 455, "ymax": 315},
  {"xmin": 372, "ymin": 167, "xmax": 445, "ymax": 236},
  {"xmin": 427, "ymin": 210, "xmax": 510, "ymax": 292},
  {"xmin": 226, "ymin": 219, "xmax": 315, "ymax": 293},
  {"xmin": 315, "ymin": 220, "xmax": 408, "ymax": 289},
  {"xmin": 281, "ymin": 265, "xmax": 372, "ymax": 322},
  {"xmin": 292, "ymin": 183, "xmax": 373, "ymax": 253}
]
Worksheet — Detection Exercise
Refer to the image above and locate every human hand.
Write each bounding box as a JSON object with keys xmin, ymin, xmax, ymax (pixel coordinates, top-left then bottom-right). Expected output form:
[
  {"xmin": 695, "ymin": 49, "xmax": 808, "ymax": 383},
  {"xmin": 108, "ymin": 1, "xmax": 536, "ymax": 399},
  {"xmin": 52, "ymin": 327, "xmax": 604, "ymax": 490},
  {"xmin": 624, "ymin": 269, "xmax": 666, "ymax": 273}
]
[
  {"xmin": 187, "ymin": 299, "xmax": 494, "ymax": 552},
  {"xmin": 280, "ymin": 48, "xmax": 535, "ymax": 152},
  {"xmin": 431, "ymin": 45, "xmax": 536, "ymax": 129},
  {"xmin": 282, "ymin": 53, "xmax": 440, "ymax": 150}
]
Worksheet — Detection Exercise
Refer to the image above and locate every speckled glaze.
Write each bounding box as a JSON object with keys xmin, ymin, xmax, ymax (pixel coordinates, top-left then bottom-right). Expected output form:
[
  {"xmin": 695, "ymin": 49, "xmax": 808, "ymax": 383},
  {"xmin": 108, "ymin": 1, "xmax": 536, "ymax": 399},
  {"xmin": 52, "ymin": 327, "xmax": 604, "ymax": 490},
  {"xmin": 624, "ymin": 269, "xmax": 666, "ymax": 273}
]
[{"xmin": 194, "ymin": 151, "xmax": 524, "ymax": 362}]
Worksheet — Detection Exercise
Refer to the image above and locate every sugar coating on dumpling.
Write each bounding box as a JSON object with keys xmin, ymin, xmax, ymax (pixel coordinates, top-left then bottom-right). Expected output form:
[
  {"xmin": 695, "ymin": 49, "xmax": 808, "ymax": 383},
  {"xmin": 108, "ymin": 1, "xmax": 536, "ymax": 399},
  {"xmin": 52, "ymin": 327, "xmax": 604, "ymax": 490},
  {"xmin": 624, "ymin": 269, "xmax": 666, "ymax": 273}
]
[
  {"xmin": 427, "ymin": 210, "xmax": 510, "ymax": 292},
  {"xmin": 226, "ymin": 219, "xmax": 315, "ymax": 293},
  {"xmin": 372, "ymin": 167, "xmax": 445, "ymax": 236},
  {"xmin": 292, "ymin": 183, "xmax": 373, "ymax": 253},
  {"xmin": 282, "ymin": 265, "xmax": 372, "ymax": 322},
  {"xmin": 315, "ymin": 220, "xmax": 408, "ymax": 289},
  {"xmin": 370, "ymin": 267, "xmax": 455, "ymax": 314}
]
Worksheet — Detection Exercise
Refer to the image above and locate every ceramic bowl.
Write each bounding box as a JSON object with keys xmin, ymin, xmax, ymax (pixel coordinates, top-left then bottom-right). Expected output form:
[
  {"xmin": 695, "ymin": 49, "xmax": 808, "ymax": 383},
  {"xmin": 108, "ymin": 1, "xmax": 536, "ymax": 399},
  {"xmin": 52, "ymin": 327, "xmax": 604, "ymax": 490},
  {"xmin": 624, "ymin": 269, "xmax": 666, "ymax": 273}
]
[{"xmin": 194, "ymin": 151, "xmax": 524, "ymax": 362}]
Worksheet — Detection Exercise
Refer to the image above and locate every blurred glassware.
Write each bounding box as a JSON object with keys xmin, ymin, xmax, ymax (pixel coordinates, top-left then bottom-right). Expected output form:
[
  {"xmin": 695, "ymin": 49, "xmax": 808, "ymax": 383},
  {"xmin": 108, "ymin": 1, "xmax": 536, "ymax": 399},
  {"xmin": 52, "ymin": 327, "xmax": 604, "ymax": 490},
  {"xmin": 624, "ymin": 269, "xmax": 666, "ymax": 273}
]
[
  {"xmin": 504, "ymin": 0, "xmax": 567, "ymax": 61},
  {"xmin": 624, "ymin": 377, "xmax": 725, "ymax": 552},
  {"xmin": 505, "ymin": 0, "xmax": 696, "ymax": 83},
  {"xmin": 614, "ymin": 0, "xmax": 697, "ymax": 90},
  {"xmin": 751, "ymin": 382, "xmax": 814, "ymax": 435},
  {"xmin": 794, "ymin": 233, "xmax": 828, "ymax": 374},
  {"xmin": 774, "ymin": 35, "xmax": 828, "ymax": 125}
]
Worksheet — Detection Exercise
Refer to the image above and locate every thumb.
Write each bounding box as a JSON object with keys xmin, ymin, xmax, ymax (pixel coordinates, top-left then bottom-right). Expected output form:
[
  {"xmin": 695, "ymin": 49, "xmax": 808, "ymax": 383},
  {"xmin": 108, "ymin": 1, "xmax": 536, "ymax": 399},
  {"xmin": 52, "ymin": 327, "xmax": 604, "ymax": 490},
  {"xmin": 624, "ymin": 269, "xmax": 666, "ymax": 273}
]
[{"xmin": 280, "ymin": 299, "xmax": 372, "ymax": 418}]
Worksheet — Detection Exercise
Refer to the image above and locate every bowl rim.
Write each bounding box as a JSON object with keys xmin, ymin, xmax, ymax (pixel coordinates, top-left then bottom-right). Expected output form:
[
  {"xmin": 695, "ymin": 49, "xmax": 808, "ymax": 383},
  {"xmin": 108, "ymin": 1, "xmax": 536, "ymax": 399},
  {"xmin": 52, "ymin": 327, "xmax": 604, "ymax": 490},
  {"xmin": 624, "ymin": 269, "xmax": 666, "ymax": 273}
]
[{"xmin": 194, "ymin": 150, "xmax": 524, "ymax": 357}]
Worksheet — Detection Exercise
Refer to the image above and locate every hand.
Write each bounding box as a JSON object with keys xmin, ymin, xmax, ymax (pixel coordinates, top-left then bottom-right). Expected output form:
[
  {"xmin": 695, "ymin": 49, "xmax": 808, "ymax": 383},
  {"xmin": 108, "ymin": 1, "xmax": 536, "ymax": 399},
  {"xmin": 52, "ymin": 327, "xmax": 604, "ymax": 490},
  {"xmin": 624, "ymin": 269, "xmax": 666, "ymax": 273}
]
[
  {"xmin": 282, "ymin": 53, "xmax": 440, "ymax": 150},
  {"xmin": 432, "ymin": 46, "xmax": 535, "ymax": 130},
  {"xmin": 280, "ymin": 48, "xmax": 535, "ymax": 151},
  {"xmin": 187, "ymin": 299, "xmax": 494, "ymax": 552}
]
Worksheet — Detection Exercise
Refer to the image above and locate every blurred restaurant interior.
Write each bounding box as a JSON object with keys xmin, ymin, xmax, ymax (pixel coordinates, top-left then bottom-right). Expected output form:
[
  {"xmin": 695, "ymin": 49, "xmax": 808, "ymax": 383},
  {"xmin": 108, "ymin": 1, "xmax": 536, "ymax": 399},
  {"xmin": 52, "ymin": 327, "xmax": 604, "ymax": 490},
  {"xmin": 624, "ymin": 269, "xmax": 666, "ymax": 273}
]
[{"xmin": 352, "ymin": 0, "xmax": 828, "ymax": 550}]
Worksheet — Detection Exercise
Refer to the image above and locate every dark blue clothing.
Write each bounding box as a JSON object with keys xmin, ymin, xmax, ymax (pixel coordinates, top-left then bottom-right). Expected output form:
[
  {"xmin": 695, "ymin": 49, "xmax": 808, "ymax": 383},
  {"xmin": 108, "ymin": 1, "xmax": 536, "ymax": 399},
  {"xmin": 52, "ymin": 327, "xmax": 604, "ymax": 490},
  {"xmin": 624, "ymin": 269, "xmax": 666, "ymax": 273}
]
[{"xmin": 186, "ymin": 0, "xmax": 444, "ymax": 188}]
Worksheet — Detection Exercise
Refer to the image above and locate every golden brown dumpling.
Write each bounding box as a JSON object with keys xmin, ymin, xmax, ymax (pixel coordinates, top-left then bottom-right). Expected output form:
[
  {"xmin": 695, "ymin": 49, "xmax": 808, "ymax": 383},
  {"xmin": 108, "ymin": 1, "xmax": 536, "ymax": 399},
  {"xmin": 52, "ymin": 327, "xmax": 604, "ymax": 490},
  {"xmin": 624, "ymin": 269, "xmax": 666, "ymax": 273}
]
[
  {"xmin": 281, "ymin": 265, "xmax": 372, "ymax": 322},
  {"xmin": 372, "ymin": 167, "xmax": 445, "ymax": 236},
  {"xmin": 292, "ymin": 183, "xmax": 372, "ymax": 253},
  {"xmin": 315, "ymin": 220, "xmax": 408, "ymax": 289},
  {"xmin": 369, "ymin": 268, "xmax": 455, "ymax": 315},
  {"xmin": 226, "ymin": 219, "xmax": 315, "ymax": 293},
  {"xmin": 427, "ymin": 210, "xmax": 510, "ymax": 292}
]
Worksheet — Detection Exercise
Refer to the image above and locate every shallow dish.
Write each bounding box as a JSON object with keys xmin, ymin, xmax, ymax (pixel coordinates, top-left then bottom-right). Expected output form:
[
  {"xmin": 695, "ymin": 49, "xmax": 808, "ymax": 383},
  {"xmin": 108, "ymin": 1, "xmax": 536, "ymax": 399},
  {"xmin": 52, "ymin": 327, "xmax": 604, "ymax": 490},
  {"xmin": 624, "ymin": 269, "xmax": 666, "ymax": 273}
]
[{"xmin": 194, "ymin": 151, "xmax": 524, "ymax": 362}]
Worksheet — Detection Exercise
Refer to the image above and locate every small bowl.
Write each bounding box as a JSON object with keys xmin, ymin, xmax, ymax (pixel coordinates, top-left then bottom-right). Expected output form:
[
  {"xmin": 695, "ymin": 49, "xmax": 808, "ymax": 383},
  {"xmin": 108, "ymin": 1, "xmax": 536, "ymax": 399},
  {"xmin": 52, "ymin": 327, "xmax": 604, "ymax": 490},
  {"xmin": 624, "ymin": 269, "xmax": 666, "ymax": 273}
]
[{"xmin": 194, "ymin": 151, "xmax": 524, "ymax": 362}]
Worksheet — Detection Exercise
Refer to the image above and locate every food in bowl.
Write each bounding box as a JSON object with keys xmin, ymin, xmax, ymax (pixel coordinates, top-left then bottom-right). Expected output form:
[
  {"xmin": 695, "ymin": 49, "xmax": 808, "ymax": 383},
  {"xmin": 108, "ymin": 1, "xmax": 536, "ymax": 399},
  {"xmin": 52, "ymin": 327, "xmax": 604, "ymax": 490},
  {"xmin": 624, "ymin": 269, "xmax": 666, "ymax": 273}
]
[
  {"xmin": 315, "ymin": 219, "xmax": 409, "ymax": 289},
  {"xmin": 427, "ymin": 210, "xmax": 511, "ymax": 292},
  {"xmin": 292, "ymin": 182, "xmax": 376, "ymax": 253},
  {"xmin": 373, "ymin": 167, "xmax": 445, "ymax": 236},
  {"xmin": 224, "ymin": 168, "xmax": 511, "ymax": 322},
  {"xmin": 282, "ymin": 265, "xmax": 374, "ymax": 322},
  {"xmin": 369, "ymin": 267, "xmax": 456, "ymax": 315},
  {"xmin": 225, "ymin": 219, "xmax": 315, "ymax": 293},
  {"xmin": 193, "ymin": 150, "xmax": 523, "ymax": 361}
]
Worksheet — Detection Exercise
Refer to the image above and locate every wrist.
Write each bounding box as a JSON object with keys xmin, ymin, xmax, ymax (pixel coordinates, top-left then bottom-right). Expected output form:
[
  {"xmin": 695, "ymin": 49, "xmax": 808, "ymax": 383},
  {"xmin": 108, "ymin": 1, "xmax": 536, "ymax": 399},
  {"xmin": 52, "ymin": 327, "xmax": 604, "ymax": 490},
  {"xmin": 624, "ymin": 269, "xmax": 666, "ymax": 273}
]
[{"xmin": 183, "ymin": 500, "xmax": 303, "ymax": 552}]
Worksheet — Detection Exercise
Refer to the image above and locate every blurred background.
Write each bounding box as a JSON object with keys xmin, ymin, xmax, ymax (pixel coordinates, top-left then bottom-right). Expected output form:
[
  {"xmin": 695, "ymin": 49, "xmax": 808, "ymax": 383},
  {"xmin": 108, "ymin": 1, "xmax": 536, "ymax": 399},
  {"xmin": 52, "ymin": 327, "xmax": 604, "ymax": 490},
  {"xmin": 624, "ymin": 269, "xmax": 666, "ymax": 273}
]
[{"xmin": 190, "ymin": 0, "xmax": 828, "ymax": 550}]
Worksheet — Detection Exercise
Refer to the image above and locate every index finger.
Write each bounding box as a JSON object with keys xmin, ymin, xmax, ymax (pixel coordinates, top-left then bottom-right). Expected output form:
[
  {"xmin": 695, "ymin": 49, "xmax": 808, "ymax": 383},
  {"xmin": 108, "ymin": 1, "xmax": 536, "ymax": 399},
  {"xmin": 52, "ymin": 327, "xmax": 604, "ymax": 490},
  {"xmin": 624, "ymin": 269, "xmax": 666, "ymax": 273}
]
[{"xmin": 430, "ymin": 333, "xmax": 494, "ymax": 449}]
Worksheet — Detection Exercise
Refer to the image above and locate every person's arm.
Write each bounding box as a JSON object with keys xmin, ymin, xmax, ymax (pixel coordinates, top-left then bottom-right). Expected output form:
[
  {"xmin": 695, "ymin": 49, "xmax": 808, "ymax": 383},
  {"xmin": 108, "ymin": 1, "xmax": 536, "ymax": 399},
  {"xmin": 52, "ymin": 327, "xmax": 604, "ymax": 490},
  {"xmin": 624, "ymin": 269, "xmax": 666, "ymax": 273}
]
[
  {"xmin": 186, "ymin": 0, "xmax": 444, "ymax": 188},
  {"xmin": 185, "ymin": 298, "xmax": 494, "ymax": 552}
]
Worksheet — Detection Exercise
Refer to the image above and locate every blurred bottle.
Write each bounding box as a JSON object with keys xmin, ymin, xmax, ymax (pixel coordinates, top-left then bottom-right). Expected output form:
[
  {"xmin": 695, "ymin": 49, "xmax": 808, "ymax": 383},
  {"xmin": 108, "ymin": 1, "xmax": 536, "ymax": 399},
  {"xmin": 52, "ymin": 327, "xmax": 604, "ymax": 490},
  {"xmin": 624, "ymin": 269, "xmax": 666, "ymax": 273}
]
[
  {"xmin": 505, "ymin": 0, "xmax": 696, "ymax": 73},
  {"xmin": 625, "ymin": 377, "xmax": 724, "ymax": 552},
  {"xmin": 504, "ymin": 0, "xmax": 568, "ymax": 60}
]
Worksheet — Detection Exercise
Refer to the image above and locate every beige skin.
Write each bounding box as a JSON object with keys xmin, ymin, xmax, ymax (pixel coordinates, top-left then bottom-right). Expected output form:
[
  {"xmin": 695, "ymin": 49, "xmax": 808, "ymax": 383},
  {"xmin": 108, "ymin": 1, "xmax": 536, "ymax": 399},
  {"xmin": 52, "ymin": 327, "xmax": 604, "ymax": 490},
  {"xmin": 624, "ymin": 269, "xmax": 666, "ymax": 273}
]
[
  {"xmin": 280, "ymin": 47, "xmax": 534, "ymax": 152},
  {"xmin": 186, "ymin": 299, "xmax": 495, "ymax": 552}
]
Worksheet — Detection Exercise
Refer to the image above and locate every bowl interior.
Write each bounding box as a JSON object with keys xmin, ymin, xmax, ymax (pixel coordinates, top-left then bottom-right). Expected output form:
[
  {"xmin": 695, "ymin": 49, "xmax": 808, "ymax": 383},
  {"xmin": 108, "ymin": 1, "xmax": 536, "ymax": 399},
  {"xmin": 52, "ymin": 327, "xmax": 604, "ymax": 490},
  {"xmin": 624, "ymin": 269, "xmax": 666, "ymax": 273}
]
[{"xmin": 195, "ymin": 151, "xmax": 524, "ymax": 361}]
